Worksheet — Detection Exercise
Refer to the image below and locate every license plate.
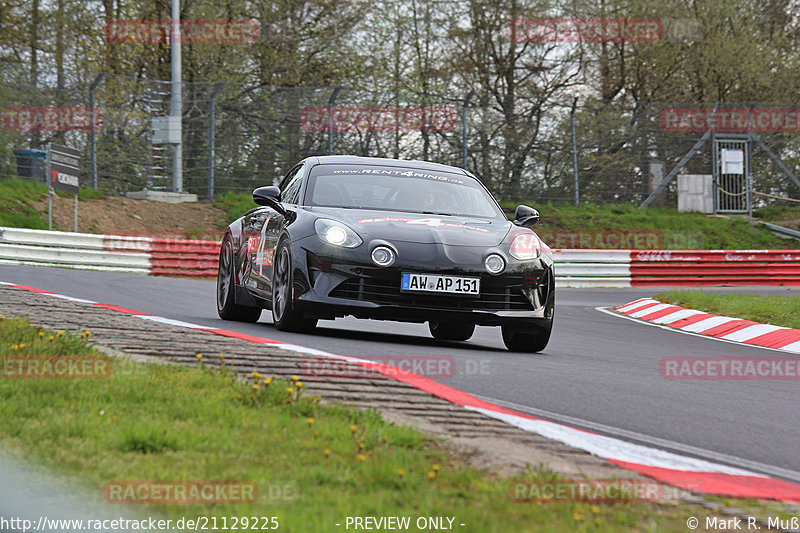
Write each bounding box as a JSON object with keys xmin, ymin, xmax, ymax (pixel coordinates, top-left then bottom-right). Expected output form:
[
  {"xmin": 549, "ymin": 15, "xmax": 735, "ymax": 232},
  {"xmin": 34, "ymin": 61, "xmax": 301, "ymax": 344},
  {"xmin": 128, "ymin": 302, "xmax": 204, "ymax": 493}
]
[{"xmin": 401, "ymin": 273, "xmax": 480, "ymax": 295}]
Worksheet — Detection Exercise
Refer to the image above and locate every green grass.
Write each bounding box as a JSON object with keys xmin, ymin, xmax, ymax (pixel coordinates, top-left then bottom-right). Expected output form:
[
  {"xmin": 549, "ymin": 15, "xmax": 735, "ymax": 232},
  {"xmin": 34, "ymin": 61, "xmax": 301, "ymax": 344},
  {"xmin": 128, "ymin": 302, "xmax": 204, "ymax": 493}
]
[
  {"xmin": 0, "ymin": 177, "xmax": 106, "ymax": 229},
  {"xmin": 0, "ymin": 177, "xmax": 49, "ymax": 229},
  {"xmin": 214, "ymin": 191, "xmax": 258, "ymax": 227},
  {"xmin": 654, "ymin": 291, "xmax": 800, "ymax": 329},
  {"xmin": 505, "ymin": 202, "xmax": 793, "ymax": 249},
  {"xmin": 0, "ymin": 316, "xmax": 712, "ymax": 532},
  {"xmin": 752, "ymin": 204, "xmax": 800, "ymax": 223}
]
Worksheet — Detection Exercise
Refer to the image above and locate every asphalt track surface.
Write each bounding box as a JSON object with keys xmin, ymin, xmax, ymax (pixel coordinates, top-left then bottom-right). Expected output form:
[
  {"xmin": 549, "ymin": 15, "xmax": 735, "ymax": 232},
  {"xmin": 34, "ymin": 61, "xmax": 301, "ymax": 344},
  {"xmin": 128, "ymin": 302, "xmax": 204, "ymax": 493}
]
[{"xmin": 2, "ymin": 264, "xmax": 800, "ymax": 483}]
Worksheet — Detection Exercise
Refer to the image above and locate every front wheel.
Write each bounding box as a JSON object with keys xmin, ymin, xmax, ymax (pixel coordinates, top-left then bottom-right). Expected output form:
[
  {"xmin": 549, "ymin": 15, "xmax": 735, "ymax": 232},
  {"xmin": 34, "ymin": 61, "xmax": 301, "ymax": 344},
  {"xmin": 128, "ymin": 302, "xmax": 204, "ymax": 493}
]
[
  {"xmin": 429, "ymin": 321, "xmax": 475, "ymax": 341},
  {"xmin": 217, "ymin": 235, "xmax": 262, "ymax": 322},
  {"xmin": 271, "ymin": 239, "xmax": 318, "ymax": 333},
  {"xmin": 501, "ymin": 323, "xmax": 551, "ymax": 352}
]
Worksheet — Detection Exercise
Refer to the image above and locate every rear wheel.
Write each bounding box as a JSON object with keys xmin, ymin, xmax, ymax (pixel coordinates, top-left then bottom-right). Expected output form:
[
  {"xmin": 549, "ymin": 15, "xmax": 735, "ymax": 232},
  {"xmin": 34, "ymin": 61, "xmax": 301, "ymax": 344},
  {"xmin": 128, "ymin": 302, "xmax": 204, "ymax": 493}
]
[
  {"xmin": 272, "ymin": 239, "xmax": 318, "ymax": 332},
  {"xmin": 501, "ymin": 323, "xmax": 551, "ymax": 352},
  {"xmin": 217, "ymin": 235, "xmax": 262, "ymax": 322},
  {"xmin": 429, "ymin": 320, "xmax": 475, "ymax": 341}
]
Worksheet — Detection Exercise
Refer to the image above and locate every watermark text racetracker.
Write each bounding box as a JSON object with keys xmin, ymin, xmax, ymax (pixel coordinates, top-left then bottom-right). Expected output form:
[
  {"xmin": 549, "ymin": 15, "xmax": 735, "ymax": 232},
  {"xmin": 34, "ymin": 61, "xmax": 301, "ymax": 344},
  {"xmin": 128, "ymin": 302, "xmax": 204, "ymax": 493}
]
[
  {"xmin": 104, "ymin": 19, "xmax": 259, "ymax": 43},
  {"xmin": 510, "ymin": 479, "xmax": 694, "ymax": 502},
  {"xmin": 661, "ymin": 357, "xmax": 800, "ymax": 380},
  {"xmin": 301, "ymin": 355, "xmax": 490, "ymax": 380},
  {"xmin": 510, "ymin": 18, "xmax": 663, "ymax": 42},
  {"xmin": 1, "ymin": 107, "xmax": 102, "ymax": 131},
  {"xmin": 660, "ymin": 107, "xmax": 800, "ymax": 133},
  {"xmin": 535, "ymin": 229, "xmax": 703, "ymax": 250},
  {"xmin": 1, "ymin": 355, "xmax": 111, "ymax": 379},
  {"xmin": 301, "ymin": 107, "xmax": 457, "ymax": 132},
  {"xmin": 103, "ymin": 480, "xmax": 297, "ymax": 504}
]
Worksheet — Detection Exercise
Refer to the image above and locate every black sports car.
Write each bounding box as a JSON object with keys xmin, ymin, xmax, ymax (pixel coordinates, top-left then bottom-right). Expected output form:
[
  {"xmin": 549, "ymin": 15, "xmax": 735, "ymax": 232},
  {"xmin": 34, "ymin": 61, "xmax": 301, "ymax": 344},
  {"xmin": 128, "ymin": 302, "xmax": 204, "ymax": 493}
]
[{"xmin": 216, "ymin": 155, "xmax": 555, "ymax": 352}]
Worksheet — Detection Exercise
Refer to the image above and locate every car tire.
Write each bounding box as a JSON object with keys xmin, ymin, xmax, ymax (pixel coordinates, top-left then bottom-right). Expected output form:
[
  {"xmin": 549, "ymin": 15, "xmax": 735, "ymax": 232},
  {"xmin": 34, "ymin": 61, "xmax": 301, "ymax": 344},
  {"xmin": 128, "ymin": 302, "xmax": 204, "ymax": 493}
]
[
  {"xmin": 217, "ymin": 235, "xmax": 262, "ymax": 323},
  {"xmin": 428, "ymin": 320, "xmax": 475, "ymax": 341},
  {"xmin": 501, "ymin": 323, "xmax": 551, "ymax": 353},
  {"xmin": 272, "ymin": 238, "xmax": 318, "ymax": 333}
]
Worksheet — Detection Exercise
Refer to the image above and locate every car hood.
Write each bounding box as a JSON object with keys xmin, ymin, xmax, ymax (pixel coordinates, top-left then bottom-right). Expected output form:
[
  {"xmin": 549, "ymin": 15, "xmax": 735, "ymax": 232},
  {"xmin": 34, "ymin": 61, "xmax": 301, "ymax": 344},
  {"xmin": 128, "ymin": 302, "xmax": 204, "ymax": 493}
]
[{"xmin": 308, "ymin": 207, "xmax": 512, "ymax": 246}]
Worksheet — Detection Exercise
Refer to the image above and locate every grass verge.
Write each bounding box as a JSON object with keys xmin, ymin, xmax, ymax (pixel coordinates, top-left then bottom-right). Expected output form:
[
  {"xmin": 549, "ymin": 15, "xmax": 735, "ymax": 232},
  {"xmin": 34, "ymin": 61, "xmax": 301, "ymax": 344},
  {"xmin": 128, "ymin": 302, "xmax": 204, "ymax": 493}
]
[
  {"xmin": 503, "ymin": 202, "xmax": 792, "ymax": 250},
  {"xmin": 213, "ymin": 191, "xmax": 259, "ymax": 228},
  {"xmin": 0, "ymin": 177, "xmax": 49, "ymax": 229},
  {"xmin": 0, "ymin": 315, "xmax": 718, "ymax": 532},
  {"xmin": 654, "ymin": 291, "xmax": 800, "ymax": 329}
]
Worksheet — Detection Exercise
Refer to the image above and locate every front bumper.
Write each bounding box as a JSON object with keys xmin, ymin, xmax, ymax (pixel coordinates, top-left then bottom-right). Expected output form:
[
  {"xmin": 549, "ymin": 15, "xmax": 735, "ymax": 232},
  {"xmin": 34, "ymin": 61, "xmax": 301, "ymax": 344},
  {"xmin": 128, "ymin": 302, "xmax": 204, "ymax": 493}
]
[{"xmin": 289, "ymin": 235, "xmax": 555, "ymax": 327}]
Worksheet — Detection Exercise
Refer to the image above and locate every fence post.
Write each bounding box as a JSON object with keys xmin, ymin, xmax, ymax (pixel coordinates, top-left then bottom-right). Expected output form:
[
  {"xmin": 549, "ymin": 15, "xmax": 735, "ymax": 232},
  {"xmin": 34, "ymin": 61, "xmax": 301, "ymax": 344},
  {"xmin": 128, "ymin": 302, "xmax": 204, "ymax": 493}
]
[
  {"xmin": 462, "ymin": 90, "xmax": 474, "ymax": 169},
  {"xmin": 327, "ymin": 87, "xmax": 341, "ymax": 155},
  {"xmin": 88, "ymin": 73, "xmax": 105, "ymax": 190},
  {"xmin": 208, "ymin": 81, "xmax": 225, "ymax": 202},
  {"xmin": 570, "ymin": 97, "xmax": 579, "ymax": 207}
]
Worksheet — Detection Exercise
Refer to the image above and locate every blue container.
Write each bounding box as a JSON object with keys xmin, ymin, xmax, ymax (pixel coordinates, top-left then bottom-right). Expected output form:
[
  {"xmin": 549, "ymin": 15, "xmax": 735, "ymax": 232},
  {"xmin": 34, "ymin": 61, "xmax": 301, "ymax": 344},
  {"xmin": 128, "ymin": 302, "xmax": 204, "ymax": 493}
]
[{"xmin": 12, "ymin": 149, "xmax": 47, "ymax": 182}]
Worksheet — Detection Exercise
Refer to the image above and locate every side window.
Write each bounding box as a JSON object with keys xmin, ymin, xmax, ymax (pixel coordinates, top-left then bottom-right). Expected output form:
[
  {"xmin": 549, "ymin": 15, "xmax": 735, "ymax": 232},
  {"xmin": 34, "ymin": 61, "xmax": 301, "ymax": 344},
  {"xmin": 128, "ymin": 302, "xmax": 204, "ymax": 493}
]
[{"xmin": 280, "ymin": 166, "xmax": 303, "ymax": 205}]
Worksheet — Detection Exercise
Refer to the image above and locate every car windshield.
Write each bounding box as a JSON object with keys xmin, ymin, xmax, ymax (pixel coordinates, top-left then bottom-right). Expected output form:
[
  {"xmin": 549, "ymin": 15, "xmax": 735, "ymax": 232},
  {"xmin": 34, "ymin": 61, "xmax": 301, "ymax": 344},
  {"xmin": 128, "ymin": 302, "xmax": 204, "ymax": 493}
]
[{"xmin": 304, "ymin": 163, "xmax": 504, "ymax": 219}]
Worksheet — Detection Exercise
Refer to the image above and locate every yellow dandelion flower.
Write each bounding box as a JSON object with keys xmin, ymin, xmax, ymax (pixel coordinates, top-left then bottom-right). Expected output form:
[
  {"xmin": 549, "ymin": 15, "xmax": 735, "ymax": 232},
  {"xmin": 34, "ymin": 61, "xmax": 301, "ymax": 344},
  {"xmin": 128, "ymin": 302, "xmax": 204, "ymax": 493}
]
[
  {"xmin": 324, "ymin": 449, "xmax": 331, "ymax": 457},
  {"xmin": 196, "ymin": 353, "xmax": 203, "ymax": 360},
  {"xmin": 307, "ymin": 418, "xmax": 315, "ymax": 426},
  {"xmin": 349, "ymin": 424, "xmax": 358, "ymax": 432},
  {"xmin": 572, "ymin": 512, "xmax": 584, "ymax": 522},
  {"xmin": 314, "ymin": 431, "xmax": 319, "ymax": 437},
  {"xmin": 427, "ymin": 471, "xmax": 436, "ymax": 479},
  {"xmin": 252, "ymin": 384, "xmax": 259, "ymax": 391},
  {"xmin": 18, "ymin": 343, "xmax": 26, "ymax": 349},
  {"xmin": 38, "ymin": 331, "xmax": 44, "ymax": 337},
  {"xmin": 251, "ymin": 371, "xmax": 262, "ymax": 378},
  {"xmin": 84, "ymin": 330, "xmax": 91, "ymax": 338},
  {"xmin": 263, "ymin": 377, "xmax": 272, "ymax": 385},
  {"xmin": 296, "ymin": 381, "xmax": 303, "ymax": 388},
  {"xmin": 48, "ymin": 335, "xmax": 54, "ymax": 341},
  {"xmin": 56, "ymin": 331, "xmax": 63, "ymax": 337},
  {"xmin": 356, "ymin": 454, "xmax": 366, "ymax": 462},
  {"xmin": 287, "ymin": 387, "xmax": 295, "ymax": 394},
  {"xmin": 11, "ymin": 344, "xmax": 18, "ymax": 351},
  {"xmin": 358, "ymin": 442, "xmax": 365, "ymax": 449},
  {"xmin": 590, "ymin": 505, "xmax": 600, "ymax": 514},
  {"xmin": 432, "ymin": 464, "xmax": 440, "ymax": 472},
  {"xmin": 291, "ymin": 375, "xmax": 299, "ymax": 381},
  {"xmin": 396, "ymin": 469, "xmax": 405, "ymax": 477}
]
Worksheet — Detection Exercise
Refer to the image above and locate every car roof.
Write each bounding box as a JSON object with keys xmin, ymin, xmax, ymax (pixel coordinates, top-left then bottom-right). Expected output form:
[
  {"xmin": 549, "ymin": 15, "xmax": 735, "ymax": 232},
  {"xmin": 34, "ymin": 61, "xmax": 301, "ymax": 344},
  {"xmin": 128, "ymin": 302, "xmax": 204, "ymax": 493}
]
[{"xmin": 305, "ymin": 155, "xmax": 471, "ymax": 176}]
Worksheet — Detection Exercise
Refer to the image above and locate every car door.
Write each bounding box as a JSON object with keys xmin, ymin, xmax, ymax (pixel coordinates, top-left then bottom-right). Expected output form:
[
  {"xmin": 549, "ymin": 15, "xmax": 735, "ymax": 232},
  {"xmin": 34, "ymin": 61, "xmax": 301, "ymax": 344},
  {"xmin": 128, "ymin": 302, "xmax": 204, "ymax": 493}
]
[{"xmin": 246, "ymin": 164, "xmax": 305, "ymax": 297}]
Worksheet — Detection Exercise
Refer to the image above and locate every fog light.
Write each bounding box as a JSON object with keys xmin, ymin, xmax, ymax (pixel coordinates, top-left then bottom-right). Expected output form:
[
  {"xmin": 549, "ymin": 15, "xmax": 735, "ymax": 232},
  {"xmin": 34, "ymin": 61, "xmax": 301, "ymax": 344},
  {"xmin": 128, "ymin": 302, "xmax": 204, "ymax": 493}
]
[
  {"xmin": 371, "ymin": 246, "xmax": 396, "ymax": 267},
  {"xmin": 484, "ymin": 254, "xmax": 505, "ymax": 274}
]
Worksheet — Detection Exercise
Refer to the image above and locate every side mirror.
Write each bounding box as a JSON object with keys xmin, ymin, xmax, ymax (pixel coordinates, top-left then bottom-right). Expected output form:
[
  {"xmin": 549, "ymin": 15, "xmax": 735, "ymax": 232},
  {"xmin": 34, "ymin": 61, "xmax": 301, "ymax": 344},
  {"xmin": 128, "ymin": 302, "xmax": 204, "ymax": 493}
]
[
  {"xmin": 253, "ymin": 186, "xmax": 281, "ymax": 206},
  {"xmin": 253, "ymin": 186, "xmax": 289, "ymax": 217},
  {"xmin": 513, "ymin": 205, "xmax": 540, "ymax": 227}
]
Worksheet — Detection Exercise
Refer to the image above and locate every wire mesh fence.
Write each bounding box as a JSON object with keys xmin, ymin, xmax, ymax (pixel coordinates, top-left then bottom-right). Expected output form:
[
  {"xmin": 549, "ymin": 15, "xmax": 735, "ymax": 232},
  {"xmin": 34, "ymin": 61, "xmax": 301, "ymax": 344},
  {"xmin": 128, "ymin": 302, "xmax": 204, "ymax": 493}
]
[{"xmin": 2, "ymin": 73, "xmax": 800, "ymax": 208}]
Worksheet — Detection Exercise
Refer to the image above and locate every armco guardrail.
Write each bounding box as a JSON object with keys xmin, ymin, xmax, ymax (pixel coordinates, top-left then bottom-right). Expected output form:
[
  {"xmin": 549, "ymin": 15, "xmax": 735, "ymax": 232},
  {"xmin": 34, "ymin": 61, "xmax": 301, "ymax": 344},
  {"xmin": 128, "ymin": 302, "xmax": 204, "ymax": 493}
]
[
  {"xmin": 2, "ymin": 227, "xmax": 800, "ymax": 286},
  {"xmin": 0, "ymin": 227, "xmax": 220, "ymax": 277},
  {"xmin": 552, "ymin": 249, "xmax": 632, "ymax": 288},
  {"xmin": 630, "ymin": 249, "xmax": 800, "ymax": 286},
  {"xmin": 556, "ymin": 249, "xmax": 800, "ymax": 287}
]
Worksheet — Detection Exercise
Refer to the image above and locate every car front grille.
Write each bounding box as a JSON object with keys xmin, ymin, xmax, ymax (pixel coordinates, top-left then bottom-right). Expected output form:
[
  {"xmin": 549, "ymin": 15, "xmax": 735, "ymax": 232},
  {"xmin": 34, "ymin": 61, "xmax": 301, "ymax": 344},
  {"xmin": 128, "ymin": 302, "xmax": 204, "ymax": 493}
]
[{"xmin": 328, "ymin": 275, "xmax": 534, "ymax": 311}]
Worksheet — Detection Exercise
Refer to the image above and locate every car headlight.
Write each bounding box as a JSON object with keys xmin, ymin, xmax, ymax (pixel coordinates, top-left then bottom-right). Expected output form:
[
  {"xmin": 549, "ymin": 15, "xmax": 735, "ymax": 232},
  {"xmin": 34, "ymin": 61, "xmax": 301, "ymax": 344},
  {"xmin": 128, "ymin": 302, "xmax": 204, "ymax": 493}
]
[
  {"xmin": 509, "ymin": 232, "xmax": 541, "ymax": 260},
  {"xmin": 315, "ymin": 219, "xmax": 362, "ymax": 248}
]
